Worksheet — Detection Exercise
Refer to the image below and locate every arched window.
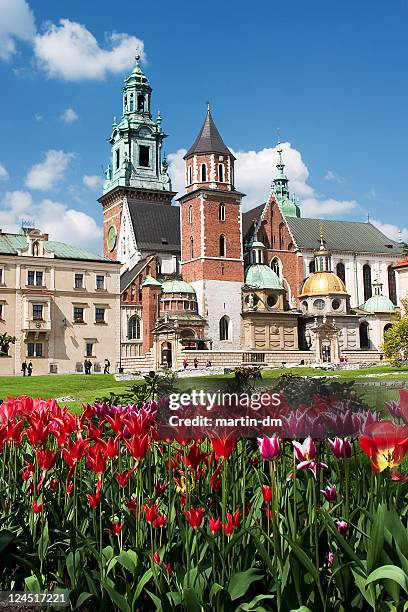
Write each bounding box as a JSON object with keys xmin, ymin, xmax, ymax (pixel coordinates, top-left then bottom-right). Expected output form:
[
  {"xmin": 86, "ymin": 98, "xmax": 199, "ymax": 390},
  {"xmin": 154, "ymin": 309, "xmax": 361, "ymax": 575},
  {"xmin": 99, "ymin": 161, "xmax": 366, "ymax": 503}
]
[
  {"xmin": 279, "ymin": 223, "xmax": 285, "ymax": 249},
  {"xmin": 219, "ymin": 234, "xmax": 226, "ymax": 257},
  {"xmin": 271, "ymin": 257, "xmax": 280, "ymax": 277},
  {"xmin": 189, "ymin": 236, "xmax": 194, "ymax": 259},
  {"xmin": 189, "ymin": 206, "xmax": 193, "ymax": 224},
  {"xmin": 363, "ymin": 264, "xmax": 372, "ymax": 302},
  {"xmin": 129, "ymin": 94, "xmax": 134, "ymax": 112},
  {"xmin": 201, "ymin": 164, "xmax": 207, "ymax": 182},
  {"xmin": 219, "ymin": 203, "xmax": 225, "ymax": 221},
  {"xmin": 219, "ymin": 315, "xmax": 229, "ymax": 341},
  {"xmin": 336, "ymin": 262, "xmax": 346, "ymax": 284},
  {"xmin": 388, "ymin": 265, "xmax": 397, "ymax": 305},
  {"xmin": 384, "ymin": 323, "xmax": 392, "ymax": 339},
  {"xmin": 128, "ymin": 315, "xmax": 141, "ymax": 340},
  {"xmin": 137, "ymin": 94, "xmax": 145, "ymax": 112},
  {"xmin": 359, "ymin": 321, "xmax": 369, "ymax": 349},
  {"xmin": 32, "ymin": 241, "xmax": 39, "ymax": 256},
  {"xmin": 309, "ymin": 260, "xmax": 316, "ymax": 274},
  {"xmin": 218, "ymin": 163, "xmax": 224, "ymax": 182},
  {"xmin": 188, "ymin": 166, "xmax": 192, "ymax": 185}
]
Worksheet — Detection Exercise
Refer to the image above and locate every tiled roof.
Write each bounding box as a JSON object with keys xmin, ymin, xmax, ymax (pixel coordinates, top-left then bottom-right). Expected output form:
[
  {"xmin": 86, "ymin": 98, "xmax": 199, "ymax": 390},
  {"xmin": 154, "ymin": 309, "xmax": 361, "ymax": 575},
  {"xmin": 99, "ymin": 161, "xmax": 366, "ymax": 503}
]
[
  {"xmin": 185, "ymin": 110, "xmax": 233, "ymax": 158},
  {"xmin": 0, "ymin": 233, "xmax": 115, "ymax": 262},
  {"xmin": 120, "ymin": 257, "xmax": 151, "ymax": 293},
  {"xmin": 128, "ymin": 201, "xmax": 180, "ymax": 253},
  {"xmin": 242, "ymin": 204, "xmax": 265, "ymax": 241}
]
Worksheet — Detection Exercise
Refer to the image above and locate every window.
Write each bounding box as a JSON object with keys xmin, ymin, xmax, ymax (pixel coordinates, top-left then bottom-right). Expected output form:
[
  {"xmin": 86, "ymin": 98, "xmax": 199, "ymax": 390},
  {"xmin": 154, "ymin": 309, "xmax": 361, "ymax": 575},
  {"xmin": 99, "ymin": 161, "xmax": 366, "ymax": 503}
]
[
  {"xmin": 190, "ymin": 236, "xmax": 194, "ymax": 259},
  {"xmin": 271, "ymin": 258, "xmax": 280, "ymax": 277},
  {"xmin": 0, "ymin": 304, "xmax": 3, "ymax": 319},
  {"xmin": 95, "ymin": 307, "xmax": 106, "ymax": 323},
  {"xmin": 96, "ymin": 275, "xmax": 105, "ymax": 290},
  {"xmin": 32, "ymin": 304, "xmax": 43, "ymax": 320},
  {"xmin": 332, "ymin": 299, "xmax": 341, "ymax": 310},
  {"xmin": 0, "ymin": 268, "xmax": 3, "ymax": 284},
  {"xmin": 267, "ymin": 295, "xmax": 277, "ymax": 307},
  {"xmin": 27, "ymin": 271, "xmax": 43, "ymax": 286},
  {"xmin": 218, "ymin": 163, "xmax": 224, "ymax": 182},
  {"xmin": 188, "ymin": 166, "xmax": 192, "ymax": 185},
  {"xmin": 137, "ymin": 94, "xmax": 145, "ymax": 112},
  {"xmin": 302, "ymin": 300, "xmax": 308, "ymax": 313},
  {"xmin": 336, "ymin": 262, "xmax": 346, "ymax": 284},
  {"xmin": 219, "ymin": 203, "xmax": 225, "ymax": 221},
  {"xmin": 313, "ymin": 299, "xmax": 325, "ymax": 311},
  {"xmin": 360, "ymin": 321, "xmax": 369, "ymax": 349},
  {"xmin": 86, "ymin": 342, "xmax": 94, "ymax": 357},
  {"xmin": 139, "ymin": 145, "xmax": 150, "ymax": 167},
  {"xmin": 279, "ymin": 223, "xmax": 285, "ymax": 249},
  {"xmin": 32, "ymin": 241, "xmax": 39, "ymax": 256},
  {"xmin": 309, "ymin": 261, "xmax": 316, "ymax": 274},
  {"xmin": 128, "ymin": 315, "xmax": 141, "ymax": 340},
  {"xmin": 219, "ymin": 234, "xmax": 226, "ymax": 257},
  {"xmin": 201, "ymin": 164, "xmax": 207, "ymax": 182},
  {"xmin": 74, "ymin": 307, "xmax": 84, "ymax": 323},
  {"xmin": 115, "ymin": 149, "xmax": 120, "ymax": 170},
  {"xmin": 129, "ymin": 93, "xmax": 134, "ymax": 111},
  {"xmin": 27, "ymin": 343, "xmax": 43, "ymax": 357},
  {"xmin": 189, "ymin": 205, "xmax": 193, "ymax": 224},
  {"xmin": 74, "ymin": 273, "xmax": 84, "ymax": 289},
  {"xmin": 219, "ymin": 316, "xmax": 229, "ymax": 341},
  {"xmin": 388, "ymin": 265, "xmax": 397, "ymax": 305},
  {"xmin": 363, "ymin": 264, "xmax": 372, "ymax": 302}
]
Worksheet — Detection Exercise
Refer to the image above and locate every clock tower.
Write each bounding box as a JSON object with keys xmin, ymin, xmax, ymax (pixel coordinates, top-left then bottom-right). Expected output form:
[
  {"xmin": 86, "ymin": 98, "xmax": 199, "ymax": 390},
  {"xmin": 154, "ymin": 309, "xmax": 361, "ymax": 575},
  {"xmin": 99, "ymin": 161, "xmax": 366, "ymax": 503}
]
[{"xmin": 99, "ymin": 55, "xmax": 176, "ymax": 261}]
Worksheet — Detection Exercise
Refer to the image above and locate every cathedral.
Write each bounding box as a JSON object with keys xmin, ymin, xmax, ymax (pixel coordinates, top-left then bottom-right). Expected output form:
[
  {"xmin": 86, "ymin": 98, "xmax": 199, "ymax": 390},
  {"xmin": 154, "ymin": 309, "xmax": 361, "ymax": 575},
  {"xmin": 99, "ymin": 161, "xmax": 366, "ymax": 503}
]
[{"xmin": 99, "ymin": 57, "xmax": 402, "ymax": 371}]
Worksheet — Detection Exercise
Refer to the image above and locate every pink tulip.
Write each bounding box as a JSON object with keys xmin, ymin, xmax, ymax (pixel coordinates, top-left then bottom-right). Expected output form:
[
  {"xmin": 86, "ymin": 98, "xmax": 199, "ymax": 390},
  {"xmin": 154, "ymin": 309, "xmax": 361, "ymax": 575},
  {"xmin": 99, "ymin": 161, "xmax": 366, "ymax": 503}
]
[
  {"xmin": 320, "ymin": 484, "xmax": 337, "ymax": 503},
  {"xmin": 292, "ymin": 437, "xmax": 327, "ymax": 479},
  {"xmin": 327, "ymin": 437, "xmax": 352, "ymax": 459},
  {"xmin": 336, "ymin": 520, "xmax": 348, "ymax": 535},
  {"xmin": 257, "ymin": 435, "xmax": 281, "ymax": 460},
  {"xmin": 327, "ymin": 551, "xmax": 335, "ymax": 567}
]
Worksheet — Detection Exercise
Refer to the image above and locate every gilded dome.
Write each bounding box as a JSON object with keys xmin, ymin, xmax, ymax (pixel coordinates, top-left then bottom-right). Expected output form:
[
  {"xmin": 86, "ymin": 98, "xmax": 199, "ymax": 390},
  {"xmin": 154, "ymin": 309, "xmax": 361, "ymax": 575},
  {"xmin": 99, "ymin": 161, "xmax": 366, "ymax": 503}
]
[{"xmin": 300, "ymin": 272, "xmax": 347, "ymax": 297}]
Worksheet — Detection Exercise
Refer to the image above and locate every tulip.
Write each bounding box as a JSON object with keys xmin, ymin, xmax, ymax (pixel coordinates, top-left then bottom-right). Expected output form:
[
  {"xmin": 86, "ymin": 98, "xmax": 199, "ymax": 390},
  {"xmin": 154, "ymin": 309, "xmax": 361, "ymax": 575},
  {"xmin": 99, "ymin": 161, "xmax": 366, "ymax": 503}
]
[
  {"xmin": 183, "ymin": 507, "xmax": 205, "ymax": 529},
  {"xmin": 293, "ymin": 437, "xmax": 327, "ymax": 479},
  {"xmin": 320, "ymin": 484, "xmax": 337, "ymax": 503},
  {"xmin": 262, "ymin": 485, "xmax": 273, "ymax": 503},
  {"xmin": 153, "ymin": 552, "xmax": 161, "ymax": 565},
  {"xmin": 153, "ymin": 514, "xmax": 167, "ymax": 529},
  {"xmin": 109, "ymin": 521, "xmax": 124, "ymax": 536},
  {"xmin": 336, "ymin": 520, "xmax": 348, "ymax": 535},
  {"xmin": 257, "ymin": 435, "xmax": 281, "ymax": 460},
  {"xmin": 32, "ymin": 500, "xmax": 43, "ymax": 513},
  {"xmin": 210, "ymin": 436, "xmax": 237, "ymax": 460},
  {"xmin": 125, "ymin": 496, "xmax": 137, "ymax": 511},
  {"xmin": 115, "ymin": 465, "xmax": 137, "ymax": 488},
  {"xmin": 124, "ymin": 434, "xmax": 150, "ymax": 460},
  {"xmin": 209, "ymin": 516, "xmax": 221, "ymax": 535},
  {"xmin": 391, "ymin": 471, "xmax": 408, "ymax": 482},
  {"xmin": 223, "ymin": 512, "xmax": 235, "ymax": 537},
  {"xmin": 163, "ymin": 562, "xmax": 173, "ymax": 575},
  {"xmin": 327, "ymin": 437, "xmax": 352, "ymax": 459},
  {"xmin": 232, "ymin": 509, "xmax": 241, "ymax": 527},
  {"xmin": 143, "ymin": 502, "xmax": 159, "ymax": 524},
  {"xmin": 359, "ymin": 420, "xmax": 408, "ymax": 472},
  {"xmin": 327, "ymin": 551, "xmax": 335, "ymax": 567}
]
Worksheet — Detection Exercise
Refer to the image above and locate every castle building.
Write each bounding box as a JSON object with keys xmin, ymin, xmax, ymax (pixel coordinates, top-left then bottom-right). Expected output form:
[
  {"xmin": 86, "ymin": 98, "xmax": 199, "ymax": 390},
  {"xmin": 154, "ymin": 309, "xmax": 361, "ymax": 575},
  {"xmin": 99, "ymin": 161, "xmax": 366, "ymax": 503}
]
[
  {"xmin": 99, "ymin": 59, "xmax": 402, "ymax": 371},
  {"xmin": 0, "ymin": 228, "xmax": 120, "ymax": 375}
]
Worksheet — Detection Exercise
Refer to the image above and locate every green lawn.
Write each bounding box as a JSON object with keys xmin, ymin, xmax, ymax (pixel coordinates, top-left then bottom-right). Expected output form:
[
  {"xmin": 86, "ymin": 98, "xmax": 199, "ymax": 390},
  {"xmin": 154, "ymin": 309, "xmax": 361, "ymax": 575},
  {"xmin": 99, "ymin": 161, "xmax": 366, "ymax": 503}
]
[{"xmin": 0, "ymin": 364, "xmax": 407, "ymax": 411}]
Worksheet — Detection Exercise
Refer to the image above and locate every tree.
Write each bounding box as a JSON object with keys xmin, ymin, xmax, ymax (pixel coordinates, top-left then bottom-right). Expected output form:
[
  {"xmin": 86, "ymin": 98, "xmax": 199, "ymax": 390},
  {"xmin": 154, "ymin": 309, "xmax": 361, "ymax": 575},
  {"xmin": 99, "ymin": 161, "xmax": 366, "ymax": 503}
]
[
  {"xmin": 0, "ymin": 333, "xmax": 16, "ymax": 356},
  {"xmin": 382, "ymin": 312, "xmax": 408, "ymax": 364}
]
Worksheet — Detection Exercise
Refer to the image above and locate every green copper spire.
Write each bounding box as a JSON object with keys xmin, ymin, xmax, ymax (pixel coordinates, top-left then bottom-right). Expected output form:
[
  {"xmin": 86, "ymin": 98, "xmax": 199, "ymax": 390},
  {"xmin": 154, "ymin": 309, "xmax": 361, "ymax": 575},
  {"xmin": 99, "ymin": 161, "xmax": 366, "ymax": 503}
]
[{"xmin": 272, "ymin": 142, "xmax": 301, "ymax": 218}]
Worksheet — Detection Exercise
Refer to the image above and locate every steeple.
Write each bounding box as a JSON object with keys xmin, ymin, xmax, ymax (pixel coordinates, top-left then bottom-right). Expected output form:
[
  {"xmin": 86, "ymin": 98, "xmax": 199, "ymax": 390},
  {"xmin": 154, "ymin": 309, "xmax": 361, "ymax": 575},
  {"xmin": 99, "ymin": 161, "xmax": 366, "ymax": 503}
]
[
  {"xmin": 184, "ymin": 109, "xmax": 233, "ymax": 158},
  {"xmin": 272, "ymin": 141, "xmax": 301, "ymax": 218},
  {"xmin": 313, "ymin": 223, "xmax": 332, "ymax": 272}
]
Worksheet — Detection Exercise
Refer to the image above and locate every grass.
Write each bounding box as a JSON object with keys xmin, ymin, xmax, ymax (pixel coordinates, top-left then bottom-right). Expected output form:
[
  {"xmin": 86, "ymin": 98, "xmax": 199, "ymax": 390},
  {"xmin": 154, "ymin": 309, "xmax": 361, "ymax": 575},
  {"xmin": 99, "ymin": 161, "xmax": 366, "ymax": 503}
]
[{"xmin": 0, "ymin": 364, "xmax": 407, "ymax": 411}]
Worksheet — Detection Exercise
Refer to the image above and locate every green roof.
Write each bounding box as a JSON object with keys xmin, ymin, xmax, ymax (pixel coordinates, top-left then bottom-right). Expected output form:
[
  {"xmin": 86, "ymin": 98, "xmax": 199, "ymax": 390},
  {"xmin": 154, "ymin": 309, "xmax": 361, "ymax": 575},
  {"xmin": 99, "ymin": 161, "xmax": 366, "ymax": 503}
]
[
  {"xmin": 161, "ymin": 279, "xmax": 196, "ymax": 294},
  {"xmin": 0, "ymin": 233, "xmax": 114, "ymax": 263},
  {"xmin": 278, "ymin": 195, "xmax": 301, "ymax": 218},
  {"xmin": 141, "ymin": 275, "xmax": 162, "ymax": 287},
  {"xmin": 244, "ymin": 264, "xmax": 283, "ymax": 290},
  {"xmin": 361, "ymin": 294, "xmax": 395, "ymax": 314}
]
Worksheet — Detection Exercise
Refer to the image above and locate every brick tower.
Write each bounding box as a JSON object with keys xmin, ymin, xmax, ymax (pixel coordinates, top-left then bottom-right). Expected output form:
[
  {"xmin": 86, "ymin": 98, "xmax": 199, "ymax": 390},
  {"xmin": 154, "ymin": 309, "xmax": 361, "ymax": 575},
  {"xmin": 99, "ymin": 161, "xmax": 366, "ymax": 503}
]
[{"xmin": 179, "ymin": 107, "xmax": 244, "ymax": 349}]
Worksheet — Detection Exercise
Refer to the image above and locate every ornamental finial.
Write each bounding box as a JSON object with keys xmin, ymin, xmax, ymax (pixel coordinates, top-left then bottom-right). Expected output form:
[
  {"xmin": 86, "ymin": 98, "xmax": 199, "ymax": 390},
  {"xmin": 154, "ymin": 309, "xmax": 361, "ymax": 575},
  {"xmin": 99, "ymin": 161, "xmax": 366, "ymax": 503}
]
[
  {"xmin": 319, "ymin": 222, "xmax": 325, "ymax": 249},
  {"xmin": 206, "ymin": 100, "xmax": 210, "ymax": 112},
  {"xmin": 135, "ymin": 53, "xmax": 140, "ymax": 64}
]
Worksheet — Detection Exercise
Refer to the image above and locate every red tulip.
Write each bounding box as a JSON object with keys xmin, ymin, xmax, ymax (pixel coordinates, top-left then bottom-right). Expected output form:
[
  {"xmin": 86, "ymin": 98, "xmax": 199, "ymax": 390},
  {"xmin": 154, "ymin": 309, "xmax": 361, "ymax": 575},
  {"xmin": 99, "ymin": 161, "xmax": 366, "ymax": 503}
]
[
  {"xmin": 124, "ymin": 434, "xmax": 150, "ymax": 460},
  {"xmin": 391, "ymin": 471, "xmax": 408, "ymax": 482},
  {"xmin": 182, "ymin": 443, "xmax": 208, "ymax": 471},
  {"xmin": 49, "ymin": 479, "xmax": 59, "ymax": 492},
  {"xmin": 223, "ymin": 512, "xmax": 235, "ymax": 537},
  {"xmin": 86, "ymin": 444, "xmax": 107, "ymax": 474},
  {"xmin": 153, "ymin": 551, "xmax": 161, "ymax": 565},
  {"xmin": 210, "ymin": 436, "xmax": 236, "ymax": 460},
  {"xmin": 183, "ymin": 507, "xmax": 205, "ymax": 529},
  {"xmin": 125, "ymin": 496, "xmax": 137, "ymax": 511},
  {"xmin": 262, "ymin": 485, "xmax": 273, "ymax": 503},
  {"xmin": 153, "ymin": 514, "xmax": 167, "ymax": 528},
  {"xmin": 232, "ymin": 509, "xmax": 241, "ymax": 527},
  {"xmin": 115, "ymin": 465, "xmax": 137, "ymax": 488},
  {"xmin": 359, "ymin": 420, "xmax": 408, "ymax": 472},
  {"xmin": 109, "ymin": 521, "xmax": 124, "ymax": 536},
  {"xmin": 209, "ymin": 516, "xmax": 221, "ymax": 535},
  {"xmin": 32, "ymin": 500, "xmax": 43, "ymax": 513},
  {"xmin": 36, "ymin": 448, "xmax": 59, "ymax": 471},
  {"xmin": 87, "ymin": 478, "xmax": 102, "ymax": 509},
  {"xmin": 163, "ymin": 562, "xmax": 173, "ymax": 575},
  {"xmin": 143, "ymin": 501, "xmax": 159, "ymax": 524}
]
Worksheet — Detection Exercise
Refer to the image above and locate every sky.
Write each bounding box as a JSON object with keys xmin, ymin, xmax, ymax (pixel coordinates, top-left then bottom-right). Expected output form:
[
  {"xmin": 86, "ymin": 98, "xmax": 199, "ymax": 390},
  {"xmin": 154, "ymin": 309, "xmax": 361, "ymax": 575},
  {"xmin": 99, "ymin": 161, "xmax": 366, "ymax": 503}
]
[{"xmin": 0, "ymin": 0, "xmax": 408, "ymax": 253}]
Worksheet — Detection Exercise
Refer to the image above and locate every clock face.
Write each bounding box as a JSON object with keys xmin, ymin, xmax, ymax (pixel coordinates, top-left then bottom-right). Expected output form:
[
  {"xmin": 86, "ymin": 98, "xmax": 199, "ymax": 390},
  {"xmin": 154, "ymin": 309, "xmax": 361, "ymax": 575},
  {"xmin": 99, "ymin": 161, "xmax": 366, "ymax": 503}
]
[{"xmin": 107, "ymin": 225, "xmax": 117, "ymax": 252}]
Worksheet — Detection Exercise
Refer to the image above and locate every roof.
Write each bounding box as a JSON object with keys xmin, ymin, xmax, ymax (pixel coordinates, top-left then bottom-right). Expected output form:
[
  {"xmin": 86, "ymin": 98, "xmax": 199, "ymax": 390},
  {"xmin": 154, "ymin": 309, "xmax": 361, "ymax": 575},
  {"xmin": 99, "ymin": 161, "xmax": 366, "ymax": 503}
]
[
  {"xmin": 300, "ymin": 272, "xmax": 348, "ymax": 297},
  {"xmin": 120, "ymin": 257, "xmax": 151, "ymax": 293},
  {"xmin": 242, "ymin": 204, "xmax": 265, "ymax": 241},
  {"xmin": 184, "ymin": 110, "xmax": 233, "ymax": 158},
  {"xmin": 394, "ymin": 257, "xmax": 408, "ymax": 269},
  {"xmin": 286, "ymin": 218, "xmax": 402, "ymax": 254},
  {"xmin": 128, "ymin": 201, "xmax": 180, "ymax": 253},
  {"xmin": 161, "ymin": 279, "xmax": 196, "ymax": 294},
  {"xmin": 141, "ymin": 275, "xmax": 162, "ymax": 287},
  {"xmin": 0, "ymin": 233, "xmax": 114, "ymax": 263},
  {"xmin": 361, "ymin": 294, "xmax": 395, "ymax": 314},
  {"xmin": 244, "ymin": 264, "xmax": 283, "ymax": 290}
]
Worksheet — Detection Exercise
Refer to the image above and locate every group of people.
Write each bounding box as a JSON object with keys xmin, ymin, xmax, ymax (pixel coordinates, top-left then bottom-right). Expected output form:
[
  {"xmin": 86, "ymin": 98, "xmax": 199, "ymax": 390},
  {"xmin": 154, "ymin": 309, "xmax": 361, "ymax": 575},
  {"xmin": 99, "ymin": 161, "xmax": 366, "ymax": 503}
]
[
  {"xmin": 182, "ymin": 357, "xmax": 212, "ymax": 370},
  {"xmin": 21, "ymin": 361, "xmax": 33, "ymax": 376},
  {"xmin": 84, "ymin": 358, "xmax": 111, "ymax": 375}
]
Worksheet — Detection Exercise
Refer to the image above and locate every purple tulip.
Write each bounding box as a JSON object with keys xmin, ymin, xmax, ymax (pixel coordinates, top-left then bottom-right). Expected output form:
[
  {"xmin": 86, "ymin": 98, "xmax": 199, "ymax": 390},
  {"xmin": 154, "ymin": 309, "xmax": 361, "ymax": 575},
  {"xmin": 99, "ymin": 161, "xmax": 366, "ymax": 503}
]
[
  {"xmin": 257, "ymin": 435, "xmax": 281, "ymax": 460},
  {"xmin": 320, "ymin": 484, "xmax": 337, "ymax": 503},
  {"xmin": 336, "ymin": 520, "xmax": 348, "ymax": 535},
  {"xmin": 292, "ymin": 437, "xmax": 328, "ymax": 479},
  {"xmin": 327, "ymin": 437, "xmax": 352, "ymax": 459}
]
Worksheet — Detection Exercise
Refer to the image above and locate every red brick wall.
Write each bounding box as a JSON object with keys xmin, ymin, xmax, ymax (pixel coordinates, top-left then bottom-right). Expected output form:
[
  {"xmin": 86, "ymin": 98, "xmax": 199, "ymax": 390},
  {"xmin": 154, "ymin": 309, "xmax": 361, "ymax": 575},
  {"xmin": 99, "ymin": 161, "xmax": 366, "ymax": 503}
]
[
  {"xmin": 121, "ymin": 257, "xmax": 157, "ymax": 305},
  {"xmin": 141, "ymin": 285, "xmax": 161, "ymax": 352},
  {"xmin": 185, "ymin": 153, "xmax": 234, "ymax": 193},
  {"xmin": 102, "ymin": 198, "xmax": 123, "ymax": 260}
]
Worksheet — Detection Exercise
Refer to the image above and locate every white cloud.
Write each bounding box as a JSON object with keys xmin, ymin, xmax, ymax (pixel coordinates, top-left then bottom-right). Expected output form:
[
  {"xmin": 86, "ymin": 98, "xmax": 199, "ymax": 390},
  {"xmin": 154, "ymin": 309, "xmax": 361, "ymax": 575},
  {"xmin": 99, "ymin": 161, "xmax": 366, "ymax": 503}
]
[
  {"xmin": 371, "ymin": 219, "xmax": 408, "ymax": 243},
  {"xmin": 0, "ymin": 190, "xmax": 103, "ymax": 252},
  {"xmin": 83, "ymin": 174, "xmax": 104, "ymax": 190},
  {"xmin": 34, "ymin": 19, "xmax": 144, "ymax": 81},
  {"xmin": 168, "ymin": 142, "xmax": 357, "ymax": 218},
  {"xmin": 324, "ymin": 170, "xmax": 343, "ymax": 183},
  {"xmin": 25, "ymin": 149, "xmax": 75, "ymax": 190},
  {"xmin": 0, "ymin": 0, "xmax": 35, "ymax": 61},
  {"xmin": 34, "ymin": 113, "xmax": 43, "ymax": 122},
  {"xmin": 60, "ymin": 107, "xmax": 78, "ymax": 123},
  {"xmin": 0, "ymin": 163, "xmax": 9, "ymax": 180}
]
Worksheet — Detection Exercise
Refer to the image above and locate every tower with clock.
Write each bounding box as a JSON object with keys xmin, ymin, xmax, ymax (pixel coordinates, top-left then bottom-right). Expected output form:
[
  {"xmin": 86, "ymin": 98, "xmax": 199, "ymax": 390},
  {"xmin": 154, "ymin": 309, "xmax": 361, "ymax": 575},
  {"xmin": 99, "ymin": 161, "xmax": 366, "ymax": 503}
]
[{"xmin": 99, "ymin": 55, "xmax": 176, "ymax": 261}]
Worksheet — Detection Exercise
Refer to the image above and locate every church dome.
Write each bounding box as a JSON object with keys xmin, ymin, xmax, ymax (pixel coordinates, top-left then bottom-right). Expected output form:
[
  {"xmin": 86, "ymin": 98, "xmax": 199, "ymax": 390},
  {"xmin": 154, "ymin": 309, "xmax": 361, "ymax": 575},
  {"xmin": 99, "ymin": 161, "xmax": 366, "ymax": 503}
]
[
  {"xmin": 161, "ymin": 280, "xmax": 196, "ymax": 294},
  {"xmin": 300, "ymin": 272, "xmax": 347, "ymax": 297},
  {"xmin": 244, "ymin": 264, "xmax": 283, "ymax": 290},
  {"xmin": 361, "ymin": 294, "xmax": 395, "ymax": 314}
]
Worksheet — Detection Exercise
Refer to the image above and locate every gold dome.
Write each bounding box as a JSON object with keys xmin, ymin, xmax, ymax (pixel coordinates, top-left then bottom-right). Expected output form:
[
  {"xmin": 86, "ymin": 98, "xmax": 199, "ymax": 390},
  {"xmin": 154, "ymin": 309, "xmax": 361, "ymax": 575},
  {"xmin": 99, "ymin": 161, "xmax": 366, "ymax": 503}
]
[{"xmin": 300, "ymin": 272, "xmax": 347, "ymax": 297}]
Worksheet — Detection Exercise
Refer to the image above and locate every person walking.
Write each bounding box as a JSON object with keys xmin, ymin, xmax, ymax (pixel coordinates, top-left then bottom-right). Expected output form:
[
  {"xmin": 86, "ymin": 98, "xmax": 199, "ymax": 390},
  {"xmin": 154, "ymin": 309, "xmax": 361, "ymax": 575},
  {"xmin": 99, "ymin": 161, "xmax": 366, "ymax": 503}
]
[
  {"xmin": 183, "ymin": 358, "xmax": 188, "ymax": 370},
  {"xmin": 194, "ymin": 358, "xmax": 198, "ymax": 369},
  {"xmin": 21, "ymin": 361, "xmax": 27, "ymax": 376},
  {"xmin": 27, "ymin": 362, "xmax": 33, "ymax": 376},
  {"xmin": 104, "ymin": 358, "xmax": 110, "ymax": 374},
  {"xmin": 87, "ymin": 360, "xmax": 92, "ymax": 374}
]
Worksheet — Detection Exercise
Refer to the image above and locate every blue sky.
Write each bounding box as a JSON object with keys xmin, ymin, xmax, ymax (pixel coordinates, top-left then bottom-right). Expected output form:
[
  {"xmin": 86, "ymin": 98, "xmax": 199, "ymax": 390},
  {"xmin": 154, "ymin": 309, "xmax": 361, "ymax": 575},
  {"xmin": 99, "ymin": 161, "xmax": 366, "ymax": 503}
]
[{"xmin": 0, "ymin": 0, "xmax": 407, "ymax": 252}]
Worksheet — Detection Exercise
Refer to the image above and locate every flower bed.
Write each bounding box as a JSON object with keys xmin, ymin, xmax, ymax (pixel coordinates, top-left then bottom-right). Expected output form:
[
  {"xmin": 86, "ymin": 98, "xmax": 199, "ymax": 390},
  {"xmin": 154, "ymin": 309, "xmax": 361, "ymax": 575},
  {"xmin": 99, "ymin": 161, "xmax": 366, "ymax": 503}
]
[{"xmin": 0, "ymin": 390, "xmax": 408, "ymax": 611}]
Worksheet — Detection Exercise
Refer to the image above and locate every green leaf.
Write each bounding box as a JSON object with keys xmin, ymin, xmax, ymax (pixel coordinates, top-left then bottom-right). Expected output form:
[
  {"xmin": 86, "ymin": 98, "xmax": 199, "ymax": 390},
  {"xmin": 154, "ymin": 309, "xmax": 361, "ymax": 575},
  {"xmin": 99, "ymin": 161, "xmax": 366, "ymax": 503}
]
[
  {"xmin": 132, "ymin": 568, "xmax": 153, "ymax": 606},
  {"xmin": 182, "ymin": 588, "xmax": 202, "ymax": 612},
  {"xmin": 351, "ymin": 569, "xmax": 376, "ymax": 609},
  {"xmin": 237, "ymin": 594, "xmax": 275, "ymax": 611},
  {"xmin": 37, "ymin": 520, "xmax": 49, "ymax": 560},
  {"xmin": 365, "ymin": 565, "xmax": 408, "ymax": 594},
  {"xmin": 66, "ymin": 550, "xmax": 80, "ymax": 585},
  {"xmin": 283, "ymin": 535, "xmax": 320, "ymax": 584},
  {"xmin": 367, "ymin": 504, "xmax": 385, "ymax": 574},
  {"xmin": 321, "ymin": 509, "xmax": 365, "ymax": 570},
  {"xmin": 228, "ymin": 568, "xmax": 263, "ymax": 601},
  {"xmin": 116, "ymin": 550, "xmax": 136, "ymax": 573},
  {"xmin": 24, "ymin": 574, "xmax": 41, "ymax": 593},
  {"xmin": 101, "ymin": 580, "xmax": 131, "ymax": 612},
  {"xmin": 75, "ymin": 592, "xmax": 93, "ymax": 610}
]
